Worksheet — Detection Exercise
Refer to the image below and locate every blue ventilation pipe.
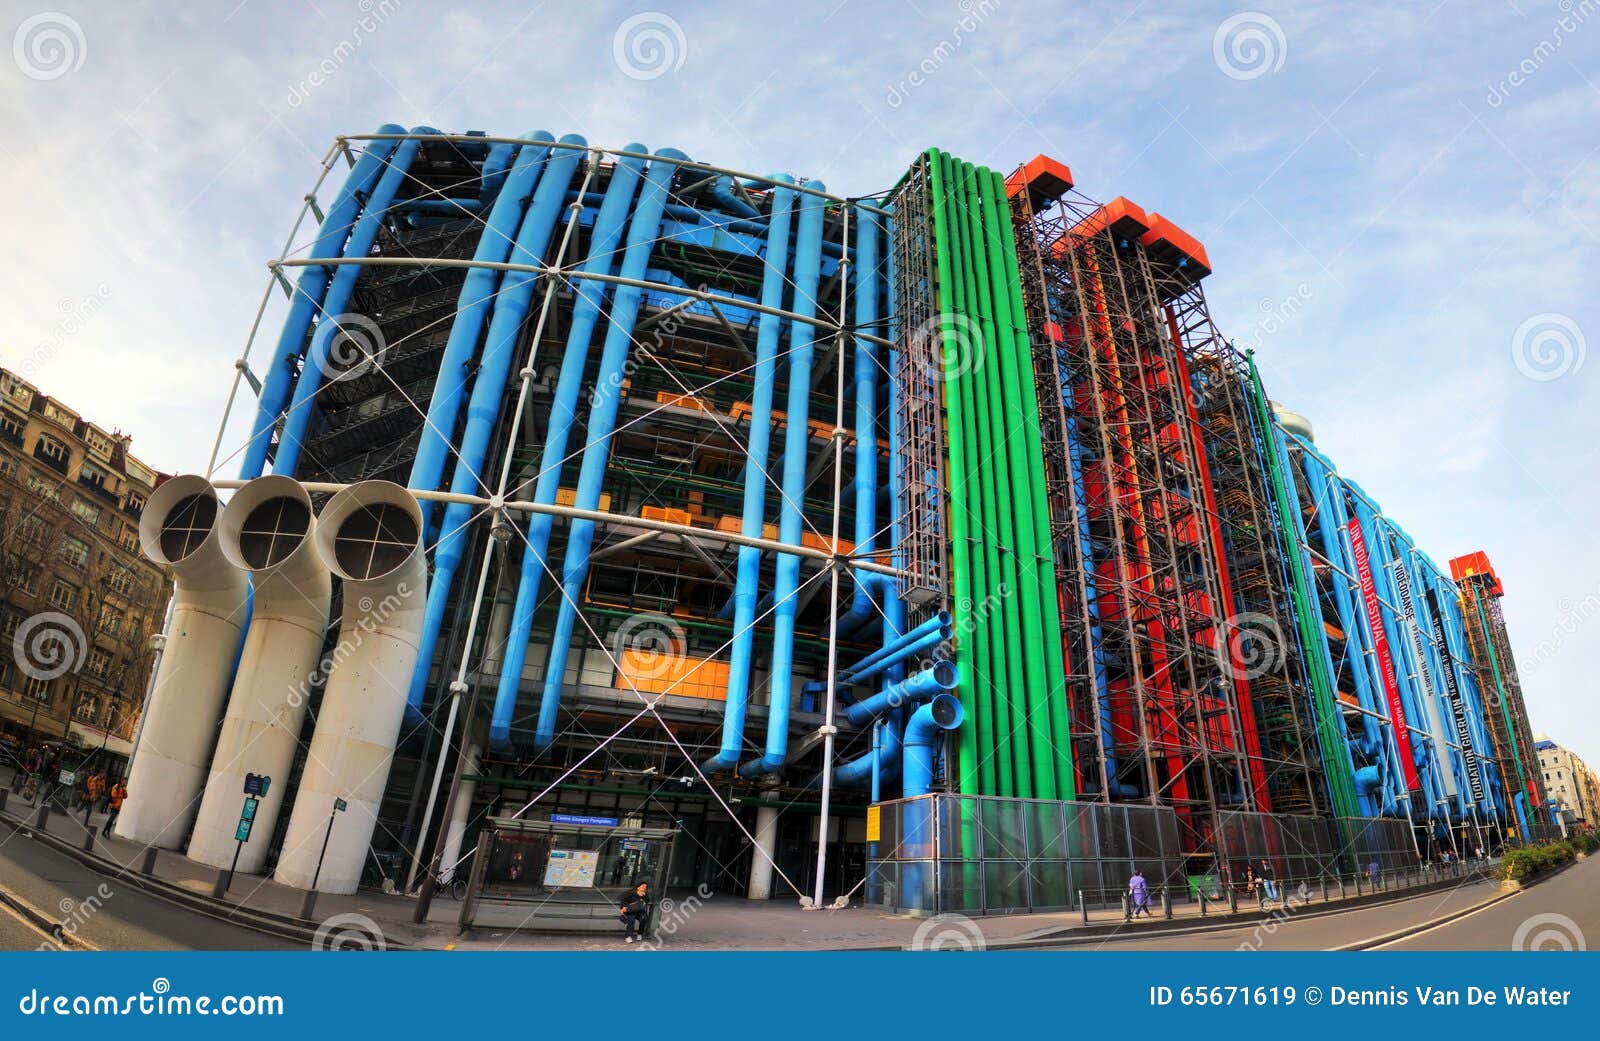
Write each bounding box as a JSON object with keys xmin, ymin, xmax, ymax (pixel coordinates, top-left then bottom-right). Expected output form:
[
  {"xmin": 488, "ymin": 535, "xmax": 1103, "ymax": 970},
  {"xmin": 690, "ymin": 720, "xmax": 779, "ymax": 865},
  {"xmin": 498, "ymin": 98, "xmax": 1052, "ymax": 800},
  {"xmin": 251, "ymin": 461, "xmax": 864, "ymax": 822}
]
[
  {"xmin": 239, "ymin": 124, "xmax": 404, "ymax": 480},
  {"xmin": 482, "ymin": 145, "xmax": 650, "ymax": 748},
  {"xmin": 844, "ymin": 660, "xmax": 956, "ymax": 726},
  {"xmin": 409, "ymin": 131, "xmax": 555, "ymax": 542},
  {"xmin": 479, "ymin": 141, "xmax": 514, "ymax": 199},
  {"xmin": 709, "ymin": 176, "xmax": 760, "ymax": 220},
  {"xmin": 839, "ymin": 624, "xmax": 949, "ymax": 689},
  {"xmin": 702, "ymin": 177, "xmax": 796, "ymax": 773},
  {"xmin": 403, "ymin": 134, "xmax": 590, "ymax": 724},
  {"xmin": 837, "ymin": 208, "xmax": 909, "ymax": 788},
  {"xmin": 739, "ymin": 184, "xmax": 828, "ymax": 779},
  {"xmin": 902, "ymin": 693, "xmax": 964, "ymax": 797},
  {"xmin": 838, "ymin": 207, "xmax": 883, "ymax": 637},
  {"xmin": 838, "ymin": 611, "xmax": 948, "ymax": 684},
  {"xmin": 523, "ymin": 148, "xmax": 688, "ymax": 753},
  {"xmin": 272, "ymin": 127, "xmax": 435, "ymax": 477}
]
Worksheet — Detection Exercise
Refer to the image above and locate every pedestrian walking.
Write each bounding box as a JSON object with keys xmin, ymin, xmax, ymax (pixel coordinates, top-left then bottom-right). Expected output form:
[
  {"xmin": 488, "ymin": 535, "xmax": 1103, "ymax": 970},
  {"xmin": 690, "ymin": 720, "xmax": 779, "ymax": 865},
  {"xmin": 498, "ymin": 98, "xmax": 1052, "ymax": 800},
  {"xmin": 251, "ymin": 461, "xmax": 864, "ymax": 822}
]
[
  {"xmin": 101, "ymin": 779, "xmax": 126, "ymax": 837},
  {"xmin": 619, "ymin": 882, "xmax": 652, "ymax": 943},
  {"xmin": 85, "ymin": 771, "xmax": 105, "ymax": 817},
  {"xmin": 1367, "ymin": 858, "xmax": 1380, "ymax": 887},
  {"xmin": 1128, "ymin": 869, "xmax": 1151, "ymax": 918}
]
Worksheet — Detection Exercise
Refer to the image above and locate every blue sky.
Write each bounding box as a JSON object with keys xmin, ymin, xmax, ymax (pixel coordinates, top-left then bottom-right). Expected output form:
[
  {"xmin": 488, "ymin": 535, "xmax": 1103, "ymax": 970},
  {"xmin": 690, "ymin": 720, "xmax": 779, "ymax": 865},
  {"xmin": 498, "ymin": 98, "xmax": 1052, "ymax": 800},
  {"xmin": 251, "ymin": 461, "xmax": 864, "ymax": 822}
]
[{"xmin": 3, "ymin": 0, "xmax": 1596, "ymax": 769}]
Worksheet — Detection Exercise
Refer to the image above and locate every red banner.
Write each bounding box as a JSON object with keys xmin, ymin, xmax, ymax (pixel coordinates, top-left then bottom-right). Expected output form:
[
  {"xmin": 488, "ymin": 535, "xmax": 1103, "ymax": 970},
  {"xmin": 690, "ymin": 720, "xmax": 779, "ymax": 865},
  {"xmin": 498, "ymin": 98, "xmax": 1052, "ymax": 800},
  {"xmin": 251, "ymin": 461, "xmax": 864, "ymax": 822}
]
[{"xmin": 1347, "ymin": 519, "xmax": 1421, "ymax": 791}]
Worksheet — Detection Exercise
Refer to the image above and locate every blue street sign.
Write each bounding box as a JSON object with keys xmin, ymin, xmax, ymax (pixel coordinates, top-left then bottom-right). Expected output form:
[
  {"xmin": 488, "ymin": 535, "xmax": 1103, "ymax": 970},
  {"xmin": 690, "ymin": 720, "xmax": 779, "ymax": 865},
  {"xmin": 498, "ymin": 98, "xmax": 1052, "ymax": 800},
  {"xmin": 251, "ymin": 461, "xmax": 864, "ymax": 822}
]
[
  {"xmin": 244, "ymin": 773, "xmax": 272, "ymax": 797},
  {"xmin": 240, "ymin": 796, "xmax": 258, "ymax": 822},
  {"xmin": 550, "ymin": 813, "xmax": 619, "ymax": 827},
  {"xmin": 235, "ymin": 819, "xmax": 253, "ymax": 842}
]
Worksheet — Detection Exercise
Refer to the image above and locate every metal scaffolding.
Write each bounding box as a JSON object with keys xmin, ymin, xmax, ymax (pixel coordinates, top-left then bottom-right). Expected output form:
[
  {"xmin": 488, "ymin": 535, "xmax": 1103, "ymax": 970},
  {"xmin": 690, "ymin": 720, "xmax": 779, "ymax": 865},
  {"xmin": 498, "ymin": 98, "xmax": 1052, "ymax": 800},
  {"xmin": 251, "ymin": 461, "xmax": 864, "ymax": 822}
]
[{"xmin": 1018, "ymin": 185, "xmax": 1258, "ymax": 857}]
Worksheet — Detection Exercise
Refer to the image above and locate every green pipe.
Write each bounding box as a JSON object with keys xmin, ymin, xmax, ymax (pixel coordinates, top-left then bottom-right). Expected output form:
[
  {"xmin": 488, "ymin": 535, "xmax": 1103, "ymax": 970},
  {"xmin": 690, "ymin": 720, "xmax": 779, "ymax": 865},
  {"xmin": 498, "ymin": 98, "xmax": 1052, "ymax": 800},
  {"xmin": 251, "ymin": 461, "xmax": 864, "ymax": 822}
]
[
  {"xmin": 943, "ymin": 150, "xmax": 1008, "ymax": 796},
  {"xmin": 951, "ymin": 154, "xmax": 1027, "ymax": 797},
  {"xmin": 926, "ymin": 150, "xmax": 984, "ymax": 796},
  {"xmin": 1245, "ymin": 354, "xmax": 1360, "ymax": 819},
  {"xmin": 1468, "ymin": 582, "xmax": 1532, "ymax": 815},
  {"xmin": 980, "ymin": 166, "xmax": 1075, "ymax": 799},
  {"xmin": 962, "ymin": 160, "xmax": 1051, "ymax": 800}
]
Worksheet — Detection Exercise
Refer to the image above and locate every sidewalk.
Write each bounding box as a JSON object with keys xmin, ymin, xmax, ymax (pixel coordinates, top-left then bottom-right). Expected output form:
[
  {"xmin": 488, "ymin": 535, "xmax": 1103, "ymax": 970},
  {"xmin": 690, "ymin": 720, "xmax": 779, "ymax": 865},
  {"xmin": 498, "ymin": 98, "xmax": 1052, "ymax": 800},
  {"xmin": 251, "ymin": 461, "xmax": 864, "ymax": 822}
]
[{"xmin": 0, "ymin": 779, "xmax": 1509, "ymax": 951}]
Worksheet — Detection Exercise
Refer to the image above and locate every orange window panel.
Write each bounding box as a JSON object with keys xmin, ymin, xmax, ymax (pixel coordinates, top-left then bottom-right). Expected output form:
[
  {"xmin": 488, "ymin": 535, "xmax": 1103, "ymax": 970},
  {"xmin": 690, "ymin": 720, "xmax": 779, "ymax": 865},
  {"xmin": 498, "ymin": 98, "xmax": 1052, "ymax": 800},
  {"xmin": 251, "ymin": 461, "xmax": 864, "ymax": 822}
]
[{"xmin": 618, "ymin": 650, "xmax": 730, "ymax": 701}]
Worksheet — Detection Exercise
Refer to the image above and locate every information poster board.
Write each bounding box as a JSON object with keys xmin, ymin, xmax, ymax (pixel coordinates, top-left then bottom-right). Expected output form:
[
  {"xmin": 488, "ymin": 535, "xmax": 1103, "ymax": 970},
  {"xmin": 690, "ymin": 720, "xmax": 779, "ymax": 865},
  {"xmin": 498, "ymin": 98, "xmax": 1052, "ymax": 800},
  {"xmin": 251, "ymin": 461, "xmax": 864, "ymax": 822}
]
[{"xmin": 542, "ymin": 848, "xmax": 599, "ymax": 888}]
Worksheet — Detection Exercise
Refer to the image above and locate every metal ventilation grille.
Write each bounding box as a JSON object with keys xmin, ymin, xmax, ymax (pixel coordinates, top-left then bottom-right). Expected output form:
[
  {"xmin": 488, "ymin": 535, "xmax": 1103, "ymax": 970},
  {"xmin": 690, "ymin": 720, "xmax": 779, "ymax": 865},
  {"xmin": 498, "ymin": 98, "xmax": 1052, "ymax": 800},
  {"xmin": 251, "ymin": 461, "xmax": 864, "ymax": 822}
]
[
  {"xmin": 238, "ymin": 496, "xmax": 312, "ymax": 570},
  {"xmin": 157, "ymin": 493, "xmax": 218, "ymax": 562},
  {"xmin": 332, "ymin": 502, "xmax": 416, "ymax": 580}
]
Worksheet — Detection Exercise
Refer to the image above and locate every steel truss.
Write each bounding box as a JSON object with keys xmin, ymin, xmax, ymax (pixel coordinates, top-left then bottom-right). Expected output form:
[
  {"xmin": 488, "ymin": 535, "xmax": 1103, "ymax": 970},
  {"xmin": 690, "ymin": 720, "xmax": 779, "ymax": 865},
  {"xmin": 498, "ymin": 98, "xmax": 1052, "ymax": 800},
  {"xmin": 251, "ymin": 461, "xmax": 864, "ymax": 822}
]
[{"xmin": 1019, "ymin": 187, "xmax": 1259, "ymax": 857}]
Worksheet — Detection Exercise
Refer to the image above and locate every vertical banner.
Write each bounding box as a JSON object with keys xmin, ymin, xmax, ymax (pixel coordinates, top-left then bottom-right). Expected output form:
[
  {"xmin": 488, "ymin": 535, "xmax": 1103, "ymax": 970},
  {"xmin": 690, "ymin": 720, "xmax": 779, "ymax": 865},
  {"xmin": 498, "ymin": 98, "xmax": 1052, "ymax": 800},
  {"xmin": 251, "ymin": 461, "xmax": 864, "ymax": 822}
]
[
  {"xmin": 1394, "ymin": 561, "xmax": 1456, "ymax": 799},
  {"xmin": 1347, "ymin": 519, "xmax": 1421, "ymax": 791},
  {"xmin": 1432, "ymin": 609, "xmax": 1484, "ymax": 803}
]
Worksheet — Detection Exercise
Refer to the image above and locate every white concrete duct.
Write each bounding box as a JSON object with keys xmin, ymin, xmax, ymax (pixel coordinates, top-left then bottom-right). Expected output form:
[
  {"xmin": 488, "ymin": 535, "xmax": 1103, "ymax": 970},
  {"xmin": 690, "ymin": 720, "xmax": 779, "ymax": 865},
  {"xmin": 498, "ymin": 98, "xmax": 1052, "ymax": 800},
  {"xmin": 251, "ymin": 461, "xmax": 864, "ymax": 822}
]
[
  {"xmin": 187, "ymin": 476, "xmax": 331, "ymax": 873},
  {"xmin": 117, "ymin": 475, "xmax": 248, "ymax": 849},
  {"xmin": 273, "ymin": 480, "xmax": 427, "ymax": 894}
]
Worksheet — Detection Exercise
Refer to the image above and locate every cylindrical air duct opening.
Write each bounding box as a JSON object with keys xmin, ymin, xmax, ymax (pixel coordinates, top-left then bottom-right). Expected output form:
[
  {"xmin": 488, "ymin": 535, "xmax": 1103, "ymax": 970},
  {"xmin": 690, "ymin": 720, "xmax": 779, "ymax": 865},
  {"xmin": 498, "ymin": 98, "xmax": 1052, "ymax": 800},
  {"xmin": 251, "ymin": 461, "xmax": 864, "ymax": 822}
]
[
  {"xmin": 274, "ymin": 480, "xmax": 427, "ymax": 894},
  {"xmin": 188, "ymin": 476, "xmax": 331, "ymax": 873},
  {"xmin": 118, "ymin": 476, "xmax": 248, "ymax": 849}
]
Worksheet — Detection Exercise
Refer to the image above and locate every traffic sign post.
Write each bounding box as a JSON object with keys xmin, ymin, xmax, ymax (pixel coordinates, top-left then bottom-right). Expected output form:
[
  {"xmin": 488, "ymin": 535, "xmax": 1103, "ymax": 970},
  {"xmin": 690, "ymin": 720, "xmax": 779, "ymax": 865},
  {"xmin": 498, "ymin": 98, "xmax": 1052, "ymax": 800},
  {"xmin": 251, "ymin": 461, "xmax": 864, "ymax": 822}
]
[
  {"xmin": 213, "ymin": 777, "xmax": 270, "ymax": 899},
  {"xmin": 298, "ymin": 796, "xmax": 347, "ymax": 920}
]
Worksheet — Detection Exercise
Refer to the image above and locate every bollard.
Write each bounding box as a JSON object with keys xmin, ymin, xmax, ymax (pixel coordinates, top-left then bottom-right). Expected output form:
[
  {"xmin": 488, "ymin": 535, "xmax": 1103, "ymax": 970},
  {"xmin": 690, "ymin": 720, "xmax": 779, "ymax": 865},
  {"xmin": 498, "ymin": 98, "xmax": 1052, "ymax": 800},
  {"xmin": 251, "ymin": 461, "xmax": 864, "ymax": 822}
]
[
  {"xmin": 1199, "ymin": 890, "xmax": 1208, "ymax": 917},
  {"xmin": 1228, "ymin": 886, "xmax": 1238, "ymax": 914},
  {"xmin": 1321, "ymin": 876, "xmax": 1329, "ymax": 902},
  {"xmin": 0, "ymin": 786, "xmax": 8, "ymax": 813},
  {"xmin": 1079, "ymin": 890, "xmax": 1088, "ymax": 926},
  {"xmin": 1162, "ymin": 886, "xmax": 1173, "ymax": 920},
  {"xmin": 299, "ymin": 889, "xmax": 319, "ymax": 921},
  {"xmin": 212, "ymin": 869, "xmax": 232, "ymax": 899},
  {"xmin": 34, "ymin": 803, "xmax": 49, "ymax": 830},
  {"xmin": 1354, "ymin": 872, "xmax": 1362, "ymax": 896},
  {"xmin": 140, "ymin": 846, "xmax": 159, "ymax": 876},
  {"xmin": 1122, "ymin": 892, "xmax": 1132, "ymax": 922}
]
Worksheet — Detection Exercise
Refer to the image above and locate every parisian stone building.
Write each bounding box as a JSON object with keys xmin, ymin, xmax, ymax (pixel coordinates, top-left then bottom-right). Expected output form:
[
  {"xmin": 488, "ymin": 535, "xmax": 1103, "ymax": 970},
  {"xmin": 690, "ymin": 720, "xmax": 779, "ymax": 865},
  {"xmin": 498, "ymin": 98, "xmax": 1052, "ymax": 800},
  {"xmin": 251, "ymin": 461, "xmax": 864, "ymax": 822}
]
[{"xmin": 0, "ymin": 366, "xmax": 169, "ymax": 775}]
